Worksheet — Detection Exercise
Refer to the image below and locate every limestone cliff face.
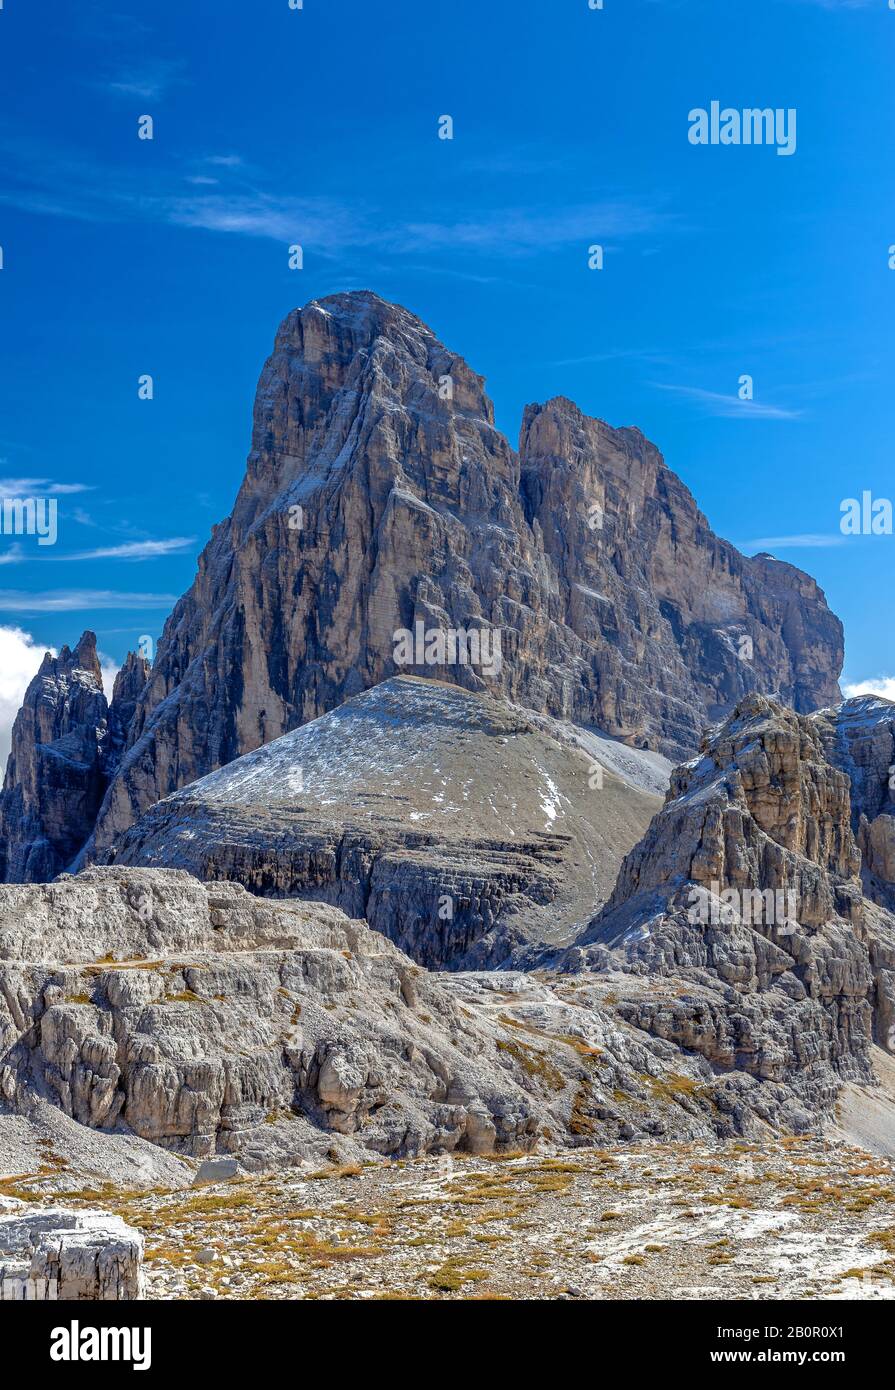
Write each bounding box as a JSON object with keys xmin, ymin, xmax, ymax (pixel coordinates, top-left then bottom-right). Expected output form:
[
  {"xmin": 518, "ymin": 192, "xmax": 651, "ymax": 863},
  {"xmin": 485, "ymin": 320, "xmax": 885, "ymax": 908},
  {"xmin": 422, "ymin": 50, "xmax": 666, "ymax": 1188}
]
[
  {"xmin": 0, "ymin": 634, "xmax": 149, "ymax": 883},
  {"xmin": 559, "ymin": 695, "xmax": 895, "ymax": 1122},
  {"xmin": 79, "ymin": 291, "xmax": 842, "ymax": 860},
  {"xmin": 520, "ymin": 402, "xmax": 843, "ymax": 747},
  {"xmin": 0, "ymin": 868, "xmax": 735, "ymax": 1161},
  {"xmin": 592, "ymin": 693, "xmax": 861, "ymax": 932}
]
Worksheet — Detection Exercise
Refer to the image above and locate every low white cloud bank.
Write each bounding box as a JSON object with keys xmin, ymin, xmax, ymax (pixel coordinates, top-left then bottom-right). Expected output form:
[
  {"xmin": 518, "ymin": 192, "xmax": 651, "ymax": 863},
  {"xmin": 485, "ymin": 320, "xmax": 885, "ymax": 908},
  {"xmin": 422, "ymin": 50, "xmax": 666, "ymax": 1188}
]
[
  {"xmin": 0, "ymin": 625, "xmax": 54, "ymax": 774},
  {"xmin": 843, "ymin": 677, "xmax": 895, "ymax": 702},
  {"xmin": 99, "ymin": 657, "xmax": 119, "ymax": 703}
]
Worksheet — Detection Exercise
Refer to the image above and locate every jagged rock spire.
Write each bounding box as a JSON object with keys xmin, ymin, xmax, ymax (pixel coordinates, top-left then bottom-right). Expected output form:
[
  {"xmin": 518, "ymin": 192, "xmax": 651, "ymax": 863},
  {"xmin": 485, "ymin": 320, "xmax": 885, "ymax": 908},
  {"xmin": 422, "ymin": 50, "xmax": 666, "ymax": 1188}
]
[{"xmin": 0, "ymin": 634, "xmax": 150, "ymax": 882}]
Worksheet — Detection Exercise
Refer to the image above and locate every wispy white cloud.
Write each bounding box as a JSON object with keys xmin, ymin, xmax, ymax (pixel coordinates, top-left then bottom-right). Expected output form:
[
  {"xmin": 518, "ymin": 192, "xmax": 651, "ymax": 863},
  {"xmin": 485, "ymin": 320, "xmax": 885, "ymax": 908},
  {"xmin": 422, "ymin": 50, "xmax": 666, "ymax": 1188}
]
[
  {"xmin": 398, "ymin": 263, "xmax": 532, "ymax": 288},
  {"xmin": 0, "ymin": 477, "xmax": 93, "ymax": 495},
  {"xmin": 546, "ymin": 346, "xmax": 672, "ymax": 368},
  {"xmin": 652, "ymin": 384, "xmax": 802, "ymax": 420},
  {"xmin": 0, "ymin": 545, "xmax": 24, "ymax": 567},
  {"xmin": 460, "ymin": 151, "xmax": 564, "ymax": 177},
  {"xmin": 0, "ymin": 136, "xmax": 670, "ymax": 258},
  {"xmin": 165, "ymin": 191, "xmax": 363, "ymax": 244},
  {"xmin": 741, "ymin": 534, "xmax": 846, "ymax": 550},
  {"xmin": 102, "ymin": 58, "xmax": 186, "ymax": 100},
  {"xmin": 0, "ymin": 590, "xmax": 178, "ymax": 612},
  {"xmin": 51, "ymin": 537, "xmax": 196, "ymax": 562},
  {"xmin": 395, "ymin": 202, "xmax": 669, "ymax": 255},
  {"xmin": 843, "ymin": 677, "xmax": 895, "ymax": 701}
]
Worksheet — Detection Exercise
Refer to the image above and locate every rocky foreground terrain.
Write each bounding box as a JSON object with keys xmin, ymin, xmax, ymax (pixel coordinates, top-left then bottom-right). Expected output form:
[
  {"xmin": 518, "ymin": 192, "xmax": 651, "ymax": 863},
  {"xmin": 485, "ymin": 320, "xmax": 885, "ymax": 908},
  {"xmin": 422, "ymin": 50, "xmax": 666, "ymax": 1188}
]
[
  {"xmin": 104, "ymin": 686, "xmax": 895, "ymax": 1136},
  {"xmin": 2, "ymin": 691, "xmax": 895, "ymax": 1298},
  {"xmin": 0, "ymin": 867, "xmax": 742, "ymax": 1175},
  {"xmin": 4, "ymin": 1135, "xmax": 895, "ymax": 1300},
  {"xmin": 0, "ymin": 293, "xmax": 890, "ymax": 1300},
  {"xmin": 1, "ymin": 683, "xmax": 895, "ymax": 1289}
]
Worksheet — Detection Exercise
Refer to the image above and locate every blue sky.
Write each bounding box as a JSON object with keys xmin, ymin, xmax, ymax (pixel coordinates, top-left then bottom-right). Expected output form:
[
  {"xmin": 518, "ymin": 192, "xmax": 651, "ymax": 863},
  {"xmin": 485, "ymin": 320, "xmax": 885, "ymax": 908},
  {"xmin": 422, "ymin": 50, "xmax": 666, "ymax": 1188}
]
[{"xmin": 0, "ymin": 0, "xmax": 893, "ymax": 710}]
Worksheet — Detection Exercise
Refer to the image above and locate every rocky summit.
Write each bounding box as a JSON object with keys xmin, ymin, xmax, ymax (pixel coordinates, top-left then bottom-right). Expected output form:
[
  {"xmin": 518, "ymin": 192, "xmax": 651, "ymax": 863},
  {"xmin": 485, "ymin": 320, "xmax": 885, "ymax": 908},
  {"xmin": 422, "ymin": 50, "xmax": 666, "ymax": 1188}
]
[{"xmin": 0, "ymin": 291, "xmax": 842, "ymax": 881}]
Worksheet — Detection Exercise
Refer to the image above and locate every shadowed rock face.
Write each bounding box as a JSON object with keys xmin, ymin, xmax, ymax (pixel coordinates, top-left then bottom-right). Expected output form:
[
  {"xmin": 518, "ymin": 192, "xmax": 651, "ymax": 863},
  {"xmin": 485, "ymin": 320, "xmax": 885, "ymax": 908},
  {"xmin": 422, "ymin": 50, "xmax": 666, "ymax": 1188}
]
[
  {"xmin": 591, "ymin": 693, "xmax": 862, "ymax": 936},
  {"xmin": 105, "ymin": 652, "xmax": 153, "ymax": 773},
  {"xmin": 108, "ymin": 675, "xmax": 667, "ymax": 969},
  {"xmin": 519, "ymin": 402, "xmax": 843, "ymax": 744},
  {"xmin": 65, "ymin": 291, "xmax": 841, "ymax": 862},
  {"xmin": 812, "ymin": 695, "xmax": 895, "ymax": 913},
  {"xmin": 0, "ymin": 635, "xmax": 149, "ymax": 884}
]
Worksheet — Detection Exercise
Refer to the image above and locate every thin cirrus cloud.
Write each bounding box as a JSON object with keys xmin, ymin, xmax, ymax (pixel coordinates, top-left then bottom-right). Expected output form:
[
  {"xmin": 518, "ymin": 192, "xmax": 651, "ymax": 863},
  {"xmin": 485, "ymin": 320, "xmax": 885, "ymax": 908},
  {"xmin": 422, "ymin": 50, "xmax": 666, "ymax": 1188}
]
[
  {"xmin": 168, "ymin": 192, "xmax": 667, "ymax": 256},
  {"xmin": 651, "ymin": 384, "xmax": 803, "ymax": 420},
  {"xmin": 739, "ymin": 534, "xmax": 846, "ymax": 550},
  {"xmin": 392, "ymin": 202, "xmax": 669, "ymax": 255},
  {"xmin": 545, "ymin": 346, "xmax": 673, "ymax": 368},
  {"xmin": 0, "ymin": 476, "xmax": 93, "ymax": 495},
  {"xmin": 166, "ymin": 191, "xmax": 364, "ymax": 245},
  {"xmin": 50, "ymin": 537, "xmax": 197, "ymax": 562},
  {"xmin": 0, "ymin": 538, "xmax": 196, "ymax": 564},
  {"xmin": 0, "ymin": 590, "xmax": 178, "ymax": 613},
  {"xmin": 0, "ymin": 136, "xmax": 670, "ymax": 256},
  {"xmin": 101, "ymin": 58, "xmax": 187, "ymax": 100}
]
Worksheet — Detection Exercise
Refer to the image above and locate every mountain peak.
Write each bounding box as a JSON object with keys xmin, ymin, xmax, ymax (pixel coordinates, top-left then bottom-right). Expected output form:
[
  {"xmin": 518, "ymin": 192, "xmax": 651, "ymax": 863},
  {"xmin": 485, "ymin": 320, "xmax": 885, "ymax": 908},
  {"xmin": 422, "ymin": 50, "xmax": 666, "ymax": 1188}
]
[
  {"xmin": 273, "ymin": 289, "xmax": 451, "ymax": 367},
  {"xmin": 0, "ymin": 295, "xmax": 846, "ymax": 876},
  {"xmin": 73, "ymin": 629, "xmax": 101, "ymax": 679},
  {"xmin": 302, "ymin": 288, "xmax": 433, "ymax": 331}
]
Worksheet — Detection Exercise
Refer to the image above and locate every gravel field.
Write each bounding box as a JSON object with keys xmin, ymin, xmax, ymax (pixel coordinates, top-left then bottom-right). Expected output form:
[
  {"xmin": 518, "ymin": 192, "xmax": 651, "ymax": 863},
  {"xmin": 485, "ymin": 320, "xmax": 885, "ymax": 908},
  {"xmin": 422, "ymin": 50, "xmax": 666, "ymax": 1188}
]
[{"xmin": 5, "ymin": 1136, "xmax": 895, "ymax": 1301}]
